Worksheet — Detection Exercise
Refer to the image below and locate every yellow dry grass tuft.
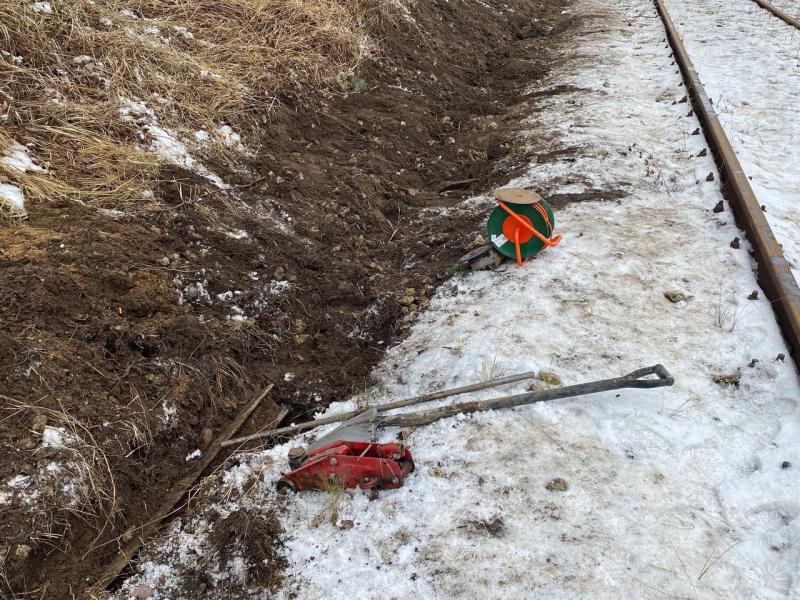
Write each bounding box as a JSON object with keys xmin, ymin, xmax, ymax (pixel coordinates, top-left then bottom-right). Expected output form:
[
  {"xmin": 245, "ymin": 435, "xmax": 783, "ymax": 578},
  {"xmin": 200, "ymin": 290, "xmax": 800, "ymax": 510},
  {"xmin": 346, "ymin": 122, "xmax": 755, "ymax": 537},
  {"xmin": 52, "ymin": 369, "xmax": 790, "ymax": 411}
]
[{"xmin": 0, "ymin": 0, "xmax": 394, "ymax": 212}]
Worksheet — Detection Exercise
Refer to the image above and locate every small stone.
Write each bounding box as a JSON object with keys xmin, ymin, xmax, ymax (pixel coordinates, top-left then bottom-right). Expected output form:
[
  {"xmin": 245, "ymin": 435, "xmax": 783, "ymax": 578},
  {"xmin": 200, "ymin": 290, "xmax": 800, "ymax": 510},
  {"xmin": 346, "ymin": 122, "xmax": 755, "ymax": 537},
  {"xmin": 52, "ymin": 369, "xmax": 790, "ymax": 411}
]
[
  {"xmin": 13, "ymin": 544, "xmax": 31, "ymax": 560},
  {"xmin": 664, "ymin": 290, "xmax": 687, "ymax": 303},
  {"xmin": 132, "ymin": 584, "xmax": 153, "ymax": 599},
  {"xmin": 748, "ymin": 290, "xmax": 759, "ymax": 300},
  {"xmin": 730, "ymin": 237, "xmax": 740, "ymax": 249},
  {"xmin": 156, "ymin": 256, "xmax": 170, "ymax": 266},
  {"xmin": 31, "ymin": 414, "xmax": 48, "ymax": 433},
  {"xmin": 428, "ymin": 466, "xmax": 447, "ymax": 478},
  {"xmin": 404, "ymin": 288, "xmax": 416, "ymax": 296},
  {"xmin": 338, "ymin": 520, "xmax": 354, "ymax": 530},
  {"xmin": 706, "ymin": 172, "xmax": 714, "ymax": 182},
  {"xmin": 697, "ymin": 148, "xmax": 708, "ymax": 157},
  {"xmin": 407, "ymin": 188, "xmax": 418, "ymax": 197},
  {"xmin": 201, "ymin": 427, "xmax": 214, "ymax": 448},
  {"xmin": 473, "ymin": 234, "xmax": 486, "ymax": 247},
  {"xmin": 545, "ymin": 478, "xmax": 568, "ymax": 492},
  {"xmin": 171, "ymin": 253, "xmax": 180, "ymax": 261},
  {"xmin": 691, "ymin": 127, "xmax": 700, "ymax": 135},
  {"xmin": 399, "ymin": 296, "xmax": 415, "ymax": 307},
  {"xmin": 712, "ymin": 200, "xmax": 724, "ymax": 213},
  {"xmin": 273, "ymin": 266, "xmax": 285, "ymax": 280},
  {"xmin": 776, "ymin": 353, "xmax": 786, "ymax": 362},
  {"xmin": 781, "ymin": 461, "xmax": 791, "ymax": 469},
  {"xmin": 538, "ymin": 371, "xmax": 562, "ymax": 386},
  {"xmin": 337, "ymin": 281, "xmax": 356, "ymax": 295},
  {"xmin": 761, "ymin": 205, "xmax": 767, "ymax": 212},
  {"xmin": 293, "ymin": 334, "xmax": 311, "ymax": 345},
  {"xmin": 713, "ymin": 372, "xmax": 740, "ymax": 388},
  {"xmin": 748, "ymin": 358, "xmax": 759, "ymax": 368}
]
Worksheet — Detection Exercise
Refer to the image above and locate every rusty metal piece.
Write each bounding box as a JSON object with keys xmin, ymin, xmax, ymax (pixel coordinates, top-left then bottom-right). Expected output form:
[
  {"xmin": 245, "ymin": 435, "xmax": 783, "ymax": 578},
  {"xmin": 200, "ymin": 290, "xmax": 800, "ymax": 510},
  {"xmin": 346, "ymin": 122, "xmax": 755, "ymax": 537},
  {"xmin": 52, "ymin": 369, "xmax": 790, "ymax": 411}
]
[
  {"xmin": 749, "ymin": 0, "xmax": 800, "ymax": 30},
  {"xmin": 654, "ymin": 0, "xmax": 800, "ymax": 365}
]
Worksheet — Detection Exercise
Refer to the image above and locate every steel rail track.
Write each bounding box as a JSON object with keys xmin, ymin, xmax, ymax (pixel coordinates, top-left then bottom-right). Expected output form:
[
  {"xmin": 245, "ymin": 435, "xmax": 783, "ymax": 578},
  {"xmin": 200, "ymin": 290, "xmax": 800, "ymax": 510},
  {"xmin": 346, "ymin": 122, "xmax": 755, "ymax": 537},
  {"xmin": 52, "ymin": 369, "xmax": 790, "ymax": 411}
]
[
  {"xmin": 654, "ymin": 0, "xmax": 800, "ymax": 365},
  {"xmin": 749, "ymin": 0, "xmax": 800, "ymax": 30}
]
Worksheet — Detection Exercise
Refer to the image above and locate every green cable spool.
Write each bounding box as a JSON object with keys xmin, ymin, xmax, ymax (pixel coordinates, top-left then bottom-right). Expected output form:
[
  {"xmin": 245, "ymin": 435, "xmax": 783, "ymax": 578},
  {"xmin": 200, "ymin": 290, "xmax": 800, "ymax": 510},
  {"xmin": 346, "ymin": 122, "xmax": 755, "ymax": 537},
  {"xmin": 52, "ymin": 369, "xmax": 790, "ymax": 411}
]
[{"xmin": 486, "ymin": 198, "xmax": 556, "ymax": 260}]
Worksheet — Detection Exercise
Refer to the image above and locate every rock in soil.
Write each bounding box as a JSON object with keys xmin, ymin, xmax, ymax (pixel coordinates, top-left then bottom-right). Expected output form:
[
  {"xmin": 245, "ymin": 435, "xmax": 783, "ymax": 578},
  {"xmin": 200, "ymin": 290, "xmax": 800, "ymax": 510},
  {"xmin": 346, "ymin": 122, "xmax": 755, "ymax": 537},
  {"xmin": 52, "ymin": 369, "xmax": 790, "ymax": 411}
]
[
  {"xmin": 664, "ymin": 290, "xmax": 689, "ymax": 303},
  {"xmin": 546, "ymin": 478, "xmax": 569, "ymax": 492}
]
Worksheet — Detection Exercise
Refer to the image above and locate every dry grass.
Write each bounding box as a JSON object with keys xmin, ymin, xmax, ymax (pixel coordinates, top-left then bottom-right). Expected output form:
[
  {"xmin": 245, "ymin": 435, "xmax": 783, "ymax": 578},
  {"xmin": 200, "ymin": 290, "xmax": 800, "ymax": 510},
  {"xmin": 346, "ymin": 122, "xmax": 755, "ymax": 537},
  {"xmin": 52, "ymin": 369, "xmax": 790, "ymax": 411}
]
[
  {"xmin": 0, "ymin": 0, "xmax": 394, "ymax": 211},
  {"xmin": 310, "ymin": 475, "xmax": 345, "ymax": 526},
  {"xmin": 0, "ymin": 395, "xmax": 118, "ymax": 546}
]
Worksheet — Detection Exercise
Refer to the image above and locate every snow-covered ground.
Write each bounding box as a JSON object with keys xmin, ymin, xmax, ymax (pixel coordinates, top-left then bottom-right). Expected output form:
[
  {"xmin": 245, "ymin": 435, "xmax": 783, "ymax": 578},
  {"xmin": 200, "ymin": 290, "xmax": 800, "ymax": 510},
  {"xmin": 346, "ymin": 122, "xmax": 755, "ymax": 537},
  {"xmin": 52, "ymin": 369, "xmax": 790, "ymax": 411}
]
[
  {"xmin": 119, "ymin": 0, "xmax": 800, "ymax": 598},
  {"xmin": 664, "ymin": 0, "xmax": 800, "ymax": 279}
]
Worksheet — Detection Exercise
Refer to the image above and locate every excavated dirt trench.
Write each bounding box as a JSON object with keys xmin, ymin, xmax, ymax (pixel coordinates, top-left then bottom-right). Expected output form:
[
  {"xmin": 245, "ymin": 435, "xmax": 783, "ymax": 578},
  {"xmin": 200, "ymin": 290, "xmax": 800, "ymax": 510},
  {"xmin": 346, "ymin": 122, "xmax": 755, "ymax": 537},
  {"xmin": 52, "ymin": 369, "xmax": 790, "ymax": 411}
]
[{"xmin": 0, "ymin": 0, "xmax": 580, "ymax": 596}]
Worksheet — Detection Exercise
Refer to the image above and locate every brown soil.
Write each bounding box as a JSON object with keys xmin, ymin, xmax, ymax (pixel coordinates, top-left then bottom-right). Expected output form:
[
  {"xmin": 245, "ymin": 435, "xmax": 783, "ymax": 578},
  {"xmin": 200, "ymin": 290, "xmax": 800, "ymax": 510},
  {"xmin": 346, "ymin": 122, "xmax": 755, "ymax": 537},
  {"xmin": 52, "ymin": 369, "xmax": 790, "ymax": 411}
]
[{"xmin": 0, "ymin": 0, "xmax": 579, "ymax": 597}]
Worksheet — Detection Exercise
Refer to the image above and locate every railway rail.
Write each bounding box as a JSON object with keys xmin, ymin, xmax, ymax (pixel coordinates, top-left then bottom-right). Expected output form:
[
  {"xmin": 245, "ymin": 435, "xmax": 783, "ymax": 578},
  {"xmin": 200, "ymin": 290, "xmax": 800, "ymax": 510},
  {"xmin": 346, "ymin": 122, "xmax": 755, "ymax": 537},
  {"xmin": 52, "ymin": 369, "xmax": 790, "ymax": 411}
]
[
  {"xmin": 749, "ymin": 0, "xmax": 800, "ymax": 29},
  {"xmin": 654, "ymin": 0, "xmax": 800, "ymax": 365}
]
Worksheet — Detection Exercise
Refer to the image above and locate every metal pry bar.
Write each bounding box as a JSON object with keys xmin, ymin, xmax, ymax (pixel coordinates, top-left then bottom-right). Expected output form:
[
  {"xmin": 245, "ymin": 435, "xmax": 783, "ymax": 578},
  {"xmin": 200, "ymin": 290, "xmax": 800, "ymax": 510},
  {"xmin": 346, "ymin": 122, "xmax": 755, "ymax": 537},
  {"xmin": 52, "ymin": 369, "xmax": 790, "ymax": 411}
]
[{"xmin": 221, "ymin": 370, "xmax": 539, "ymax": 447}]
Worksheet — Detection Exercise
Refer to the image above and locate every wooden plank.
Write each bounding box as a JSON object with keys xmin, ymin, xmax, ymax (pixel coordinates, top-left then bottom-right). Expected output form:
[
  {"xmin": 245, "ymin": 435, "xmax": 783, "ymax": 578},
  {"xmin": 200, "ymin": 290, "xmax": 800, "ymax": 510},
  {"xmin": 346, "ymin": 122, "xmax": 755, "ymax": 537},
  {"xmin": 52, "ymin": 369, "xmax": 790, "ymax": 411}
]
[{"xmin": 92, "ymin": 384, "xmax": 285, "ymax": 590}]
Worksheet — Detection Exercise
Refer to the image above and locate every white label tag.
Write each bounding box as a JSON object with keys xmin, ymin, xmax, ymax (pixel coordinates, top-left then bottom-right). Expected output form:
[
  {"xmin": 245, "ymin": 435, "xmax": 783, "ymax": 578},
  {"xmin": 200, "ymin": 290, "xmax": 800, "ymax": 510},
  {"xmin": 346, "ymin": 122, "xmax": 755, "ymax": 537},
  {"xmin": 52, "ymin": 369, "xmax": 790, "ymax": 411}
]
[{"xmin": 491, "ymin": 234, "xmax": 508, "ymax": 247}]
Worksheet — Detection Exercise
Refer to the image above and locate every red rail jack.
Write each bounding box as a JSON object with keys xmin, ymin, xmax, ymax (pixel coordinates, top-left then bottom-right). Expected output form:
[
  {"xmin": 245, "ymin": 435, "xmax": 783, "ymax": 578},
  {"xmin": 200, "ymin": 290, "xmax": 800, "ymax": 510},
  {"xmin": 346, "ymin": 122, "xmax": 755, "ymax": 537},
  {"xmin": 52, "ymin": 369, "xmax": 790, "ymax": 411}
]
[{"xmin": 277, "ymin": 409, "xmax": 415, "ymax": 493}]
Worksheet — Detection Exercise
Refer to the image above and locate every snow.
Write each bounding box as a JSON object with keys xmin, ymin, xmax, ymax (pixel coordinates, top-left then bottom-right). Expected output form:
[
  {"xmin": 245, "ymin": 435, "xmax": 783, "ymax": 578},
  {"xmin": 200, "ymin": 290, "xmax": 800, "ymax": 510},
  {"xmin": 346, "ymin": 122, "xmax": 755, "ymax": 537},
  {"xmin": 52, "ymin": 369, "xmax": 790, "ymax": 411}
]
[
  {"xmin": 32, "ymin": 1, "xmax": 52, "ymax": 13},
  {"xmin": 118, "ymin": 97, "xmax": 230, "ymax": 190},
  {"xmin": 0, "ymin": 183, "xmax": 26, "ymax": 213},
  {"xmin": 663, "ymin": 0, "xmax": 800, "ymax": 280},
  {"xmin": 185, "ymin": 449, "xmax": 202, "ymax": 461},
  {"xmin": 1, "ymin": 143, "xmax": 44, "ymax": 215},
  {"xmin": 224, "ymin": 229, "xmax": 248, "ymax": 239},
  {"xmin": 216, "ymin": 125, "xmax": 246, "ymax": 152},
  {"xmin": 2, "ymin": 145, "xmax": 42, "ymax": 174},
  {"xmin": 173, "ymin": 26, "xmax": 194, "ymax": 40},
  {"xmin": 119, "ymin": 0, "xmax": 800, "ymax": 597},
  {"xmin": 41, "ymin": 426, "xmax": 73, "ymax": 448}
]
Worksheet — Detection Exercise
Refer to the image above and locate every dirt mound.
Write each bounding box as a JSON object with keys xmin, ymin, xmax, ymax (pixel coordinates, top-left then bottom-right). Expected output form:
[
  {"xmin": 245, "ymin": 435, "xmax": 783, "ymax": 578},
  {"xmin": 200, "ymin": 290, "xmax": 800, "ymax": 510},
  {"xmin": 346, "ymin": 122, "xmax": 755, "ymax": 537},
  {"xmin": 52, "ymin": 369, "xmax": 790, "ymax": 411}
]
[{"xmin": 0, "ymin": 0, "xmax": 573, "ymax": 596}]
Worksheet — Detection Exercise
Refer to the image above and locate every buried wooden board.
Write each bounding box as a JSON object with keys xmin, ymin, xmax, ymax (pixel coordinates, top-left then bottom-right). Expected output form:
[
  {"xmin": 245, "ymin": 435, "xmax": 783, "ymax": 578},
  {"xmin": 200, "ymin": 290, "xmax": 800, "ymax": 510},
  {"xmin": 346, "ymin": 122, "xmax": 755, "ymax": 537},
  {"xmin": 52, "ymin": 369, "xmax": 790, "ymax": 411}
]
[{"xmin": 91, "ymin": 384, "xmax": 286, "ymax": 591}]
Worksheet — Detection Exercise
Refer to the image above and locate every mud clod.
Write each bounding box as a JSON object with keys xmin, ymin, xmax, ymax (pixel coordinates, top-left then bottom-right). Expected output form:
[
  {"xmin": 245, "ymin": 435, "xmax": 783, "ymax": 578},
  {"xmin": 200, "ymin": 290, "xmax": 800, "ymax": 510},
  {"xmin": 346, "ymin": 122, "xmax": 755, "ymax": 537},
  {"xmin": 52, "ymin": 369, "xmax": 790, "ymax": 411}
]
[
  {"xmin": 546, "ymin": 478, "xmax": 569, "ymax": 492},
  {"xmin": 664, "ymin": 290, "xmax": 688, "ymax": 303},
  {"xmin": 460, "ymin": 517, "xmax": 506, "ymax": 538}
]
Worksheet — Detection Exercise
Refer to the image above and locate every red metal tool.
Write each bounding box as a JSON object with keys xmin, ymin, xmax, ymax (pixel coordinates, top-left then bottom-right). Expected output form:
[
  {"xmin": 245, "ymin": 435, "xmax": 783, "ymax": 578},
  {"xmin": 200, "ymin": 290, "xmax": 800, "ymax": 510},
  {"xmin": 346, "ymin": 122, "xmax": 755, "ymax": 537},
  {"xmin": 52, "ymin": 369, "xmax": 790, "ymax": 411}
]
[
  {"xmin": 276, "ymin": 439, "xmax": 414, "ymax": 492},
  {"xmin": 277, "ymin": 408, "xmax": 415, "ymax": 492}
]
